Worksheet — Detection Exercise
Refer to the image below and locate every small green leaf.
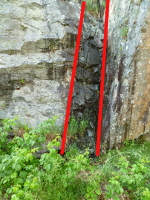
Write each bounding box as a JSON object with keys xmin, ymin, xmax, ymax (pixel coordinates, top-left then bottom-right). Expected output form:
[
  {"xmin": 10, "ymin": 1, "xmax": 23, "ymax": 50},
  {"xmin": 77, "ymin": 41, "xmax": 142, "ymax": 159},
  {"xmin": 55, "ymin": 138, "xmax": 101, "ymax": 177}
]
[
  {"xmin": 6, "ymin": 188, "xmax": 12, "ymax": 194},
  {"xmin": 15, "ymin": 164, "xmax": 21, "ymax": 171},
  {"xmin": 17, "ymin": 190, "xmax": 24, "ymax": 197},
  {"xmin": 11, "ymin": 172, "xmax": 18, "ymax": 179},
  {"xmin": 11, "ymin": 194, "xmax": 20, "ymax": 200}
]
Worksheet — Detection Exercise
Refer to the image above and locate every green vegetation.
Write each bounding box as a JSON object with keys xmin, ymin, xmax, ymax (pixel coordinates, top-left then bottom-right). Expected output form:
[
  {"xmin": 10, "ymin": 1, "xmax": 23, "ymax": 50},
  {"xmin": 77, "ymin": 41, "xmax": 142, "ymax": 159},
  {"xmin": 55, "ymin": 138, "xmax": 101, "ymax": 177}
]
[
  {"xmin": 67, "ymin": 116, "xmax": 89, "ymax": 139},
  {"xmin": 84, "ymin": 0, "xmax": 106, "ymax": 18},
  {"xmin": 49, "ymin": 41, "xmax": 55, "ymax": 51},
  {"xmin": 8, "ymin": 49, "xmax": 14, "ymax": 55},
  {"xmin": 101, "ymin": 0, "xmax": 106, "ymax": 7},
  {"xmin": 85, "ymin": 0, "xmax": 99, "ymax": 17},
  {"xmin": 124, "ymin": 138, "xmax": 136, "ymax": 147},
  {"xmin": 67, "ymin": 116, "xmax": 79, "ymax": 137},
  {"xmin": 78, "ymin": 116, "xmax": 89, "ymax": 135},
  {"xmin": 120, "ymin": 26, "xmax": 128, "ymax": 39},
  {"xmin": 0, "ymin": 116, "xmax": 150, "ymax": 199},
  {"xmin": 20, "ymin": 79, "xmax": 25, "ymax": 84}
]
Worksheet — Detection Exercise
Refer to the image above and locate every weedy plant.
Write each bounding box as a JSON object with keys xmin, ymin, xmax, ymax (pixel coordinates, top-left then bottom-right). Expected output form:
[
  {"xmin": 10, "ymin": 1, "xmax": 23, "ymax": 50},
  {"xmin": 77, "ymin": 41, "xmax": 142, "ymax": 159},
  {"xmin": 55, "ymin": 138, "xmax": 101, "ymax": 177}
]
[
  {"xmin": 85, "ymin": 0, "xmax": 99, "ymax": 17},
  {"xmin": 20, "ymin": 79, "xmax": 25, "ymax": 84},
  {"xmin": 67, "ymin": 116, "xmax": 78, "ymax": 138},
  {"xmin": 0, "ymin": 115, "xmax": 150, "ymax": 200},
  {"xmin": 78, "ymin": 116, "xmax": 89, "ymax": 135},
  {"xmin": 124, "ymin": 138, "xmax": 135, "ymax": 147},
  {"xmin": 67, "ymin": 115, "xmax": 89, "ymax": 138},
  {"xmin": 49, "ymin": 41, "xmax": 55, "ymax": 51},
  {"xmin": 105, "ymin": 155, "xmax": 150, "ymax": 199},
  {"xmin": 12, "ymin": 121, "xmax": 32, "ymax": 138},
  {"xmin": 101, "ymin": 0, "xmax": 106, "ymax": 7},
  {"xmin": 102, "ymin": 139, "xmax": 150, "ymax": 200},
  {"xmin": 8, "ymin": 49, "xmax": 14, "ymax": 55},
  {"xmin": 0, "ymin": 115, "xmax": 101, "ymax": 200}
]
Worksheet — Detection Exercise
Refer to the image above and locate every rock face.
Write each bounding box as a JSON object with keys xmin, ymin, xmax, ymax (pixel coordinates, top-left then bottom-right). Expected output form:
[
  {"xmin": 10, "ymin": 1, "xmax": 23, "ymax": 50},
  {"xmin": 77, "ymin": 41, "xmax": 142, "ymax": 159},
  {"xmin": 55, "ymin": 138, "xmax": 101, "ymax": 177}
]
[
  {"xmin": 0, "ymin": 0, "xmax": 103, "ymax": 154},
  {"xmin": 0, "ymin": 0, "xmax": 77, "ymax": 128},
  {"xmin": 1, "ymin": 0, "xmax": 149, "ymax": 154},
  {"xmin": 0, "ymin": 0, "xmax": 102, "ymax": 126},
  {"xmin": 101, "ymin": 0, "xmax": 150, "ymax": 149}
]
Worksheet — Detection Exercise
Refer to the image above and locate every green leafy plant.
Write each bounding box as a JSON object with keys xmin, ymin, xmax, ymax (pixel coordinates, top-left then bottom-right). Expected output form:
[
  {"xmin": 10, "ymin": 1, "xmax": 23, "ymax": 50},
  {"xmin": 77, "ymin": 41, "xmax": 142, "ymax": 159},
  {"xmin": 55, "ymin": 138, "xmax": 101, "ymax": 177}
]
[
  {"xmin": 67, "ymin": 116, "xmax": 89, "ymax": 138},
  {"xmin": 85, "ymin": 0, "xmax": 99, "ymax": 17},
  {"xmin": 84, "ymin": 181, "xmax": 101, "ymax": 200},
  {"xmin": 0, "ymin": 115, "xmax": 150, "ymax": 200},
  {"xmin": 67, "ymin": 116, "xmax": 78, "ymax": 137},
  {"xmin": 12, "ymin": 121, "xmax": 32, "ymax": 138},
  {"xmin": 142, "ymin": 187, "xmax": 150, "ymax": 200},
  {"xmin": 124, "ymin": 138, "xmax": 135, "ymax": 147},
  {"xmin": 37, "ymin": 115, "xmax": 62, "ymax": 141},
  {"xmin": 78, "ymin": 116, "xmax": 89, "ymax": 135},
  {"xmin": 20, "ymin": 79, "xmax": 24, "ymax": 84},
  {"xmin": 0, "ymin": 116, "xmax": 61, "ymax": 199},
  {"xmin": 105, "ymin": 154, "xmax": 150, "ymax": 199}
]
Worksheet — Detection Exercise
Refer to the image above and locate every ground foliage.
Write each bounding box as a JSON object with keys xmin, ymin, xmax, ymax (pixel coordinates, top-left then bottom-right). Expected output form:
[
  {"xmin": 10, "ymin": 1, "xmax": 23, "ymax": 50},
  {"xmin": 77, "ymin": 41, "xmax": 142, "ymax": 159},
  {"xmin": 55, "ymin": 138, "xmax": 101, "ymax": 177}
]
[{"xmin": 0, "ymin": 116, "xmax": 150, "ymax": 200}]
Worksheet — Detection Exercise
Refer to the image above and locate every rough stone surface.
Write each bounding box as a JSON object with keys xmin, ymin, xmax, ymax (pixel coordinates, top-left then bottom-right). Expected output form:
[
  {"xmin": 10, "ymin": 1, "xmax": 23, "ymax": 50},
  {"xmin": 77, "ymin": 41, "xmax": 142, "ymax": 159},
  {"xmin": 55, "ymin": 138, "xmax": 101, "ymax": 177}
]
[
  {"xmin": 1, "ymin": 0, "xmax": 149, "ymax": 155},
  {"xmin": 0, "ymin": 0, "xmax": 103, "ymax": 155},
  {"xmin": 0, "ymin": 0, "xmax": 102, "ymax": 126},
  {"xmin": 101, "ymin": 0, "xmax": 150, "ymax": 149}
]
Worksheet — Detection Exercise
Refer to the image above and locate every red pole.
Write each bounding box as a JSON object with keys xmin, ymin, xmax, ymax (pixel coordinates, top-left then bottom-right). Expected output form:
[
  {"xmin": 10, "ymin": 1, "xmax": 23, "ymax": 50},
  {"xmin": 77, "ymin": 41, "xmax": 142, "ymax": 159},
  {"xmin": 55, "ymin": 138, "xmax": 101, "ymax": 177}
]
[
  {"xmin": 96, "ymin": 0, "xmax": 110, "ymax": 156},
  {"xmin": 60, "ymin": 1, "xmax": 86, "ymax": 155}
]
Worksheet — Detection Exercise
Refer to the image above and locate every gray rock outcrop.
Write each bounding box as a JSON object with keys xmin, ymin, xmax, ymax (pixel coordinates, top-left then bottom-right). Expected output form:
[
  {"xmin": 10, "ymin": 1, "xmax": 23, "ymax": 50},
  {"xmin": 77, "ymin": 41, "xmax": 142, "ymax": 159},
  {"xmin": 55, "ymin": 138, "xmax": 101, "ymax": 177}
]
[
  {"xmin": 1, "ymin": 0, "xmax": 149, "ymax": 155},
  {"xmin": 0, "ymin": 0, "xmax": 103, "ymax": 155},
  {"xmin": 101, "ymin": 0, "xmax": 150, "ymax": 149}
]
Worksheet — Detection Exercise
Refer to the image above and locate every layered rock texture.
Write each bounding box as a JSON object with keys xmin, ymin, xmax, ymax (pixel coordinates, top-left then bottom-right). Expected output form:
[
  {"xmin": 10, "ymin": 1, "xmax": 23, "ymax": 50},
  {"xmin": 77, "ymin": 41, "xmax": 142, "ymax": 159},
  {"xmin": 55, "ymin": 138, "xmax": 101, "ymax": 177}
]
[
  {"xmin": 0, "ymin": 0, "xmax": 150, "ymax": 155},
  {"xmin": 0, "ymin": 0, "xmax": 103, "ymax": 125},
  {"xmin": 0, "ymin": 0, "xmax": 103, "ymax": 155},
  {"xmin": 101, "ymin": 0, "xmax": 150, "ymax": 149}
]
